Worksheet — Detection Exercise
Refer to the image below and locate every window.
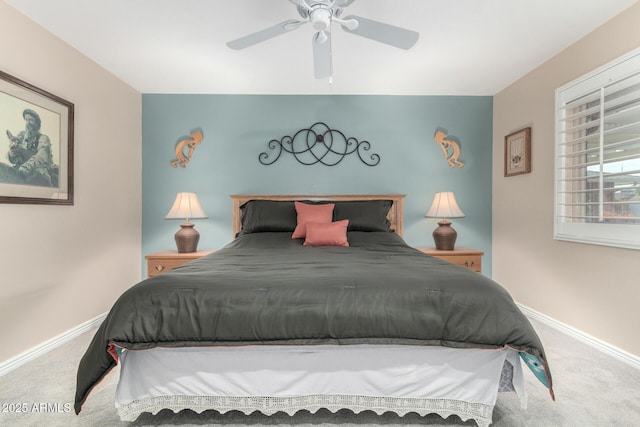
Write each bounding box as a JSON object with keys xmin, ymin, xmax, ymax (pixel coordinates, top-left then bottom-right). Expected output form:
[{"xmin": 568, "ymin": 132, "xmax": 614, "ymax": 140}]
[{"xmin": 555, "ymin": 48, "xmax": 640, "ymax": 250}]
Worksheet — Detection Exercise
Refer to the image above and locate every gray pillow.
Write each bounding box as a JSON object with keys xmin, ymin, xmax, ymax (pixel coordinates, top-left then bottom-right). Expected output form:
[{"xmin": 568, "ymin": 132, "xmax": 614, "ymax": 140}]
[
  {"xmin": 239, "ymin": 200, "xmax": 296, "ymax": 234},
  {"xmin": 333, "ymin": 200, "xmax": 393, "ymax": 232}
]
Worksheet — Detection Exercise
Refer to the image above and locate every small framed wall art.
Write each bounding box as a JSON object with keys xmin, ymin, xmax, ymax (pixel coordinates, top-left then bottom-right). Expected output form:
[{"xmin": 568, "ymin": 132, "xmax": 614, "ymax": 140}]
[{"xmin": 504, "ymin": 127, "xmax": 531, "ymax": 177}]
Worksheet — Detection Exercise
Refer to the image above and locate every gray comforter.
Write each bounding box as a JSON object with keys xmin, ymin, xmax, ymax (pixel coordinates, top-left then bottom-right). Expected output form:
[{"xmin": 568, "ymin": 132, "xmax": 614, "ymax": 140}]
[{"xmin": 75, "ymin": 231, "xmax": 553, "ymax": 413}]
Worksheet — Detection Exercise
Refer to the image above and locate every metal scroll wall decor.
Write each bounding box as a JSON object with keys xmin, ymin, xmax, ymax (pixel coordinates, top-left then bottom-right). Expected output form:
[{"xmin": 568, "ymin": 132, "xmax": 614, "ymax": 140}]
[
  {"xmin": 258, "ymin": 122, "xmax": 381, "ymax": 167},
  {"xmin": 434, "ymin": 127, "xmax": 464, "ymax": 168},
  {"xmin": 170, "ymin": 128, "xmax": 204, "ymax": 168}
]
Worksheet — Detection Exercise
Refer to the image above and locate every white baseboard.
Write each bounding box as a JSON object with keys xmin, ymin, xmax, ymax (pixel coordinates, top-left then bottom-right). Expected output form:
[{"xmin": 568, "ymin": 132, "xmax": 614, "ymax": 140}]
[
  {"xmin": 0, "ymin": 312, "xmax": 107, "ymax": 377},
  {"xmin": 518, "ymin": 303, "xmax": 640, "ymax": 370}
]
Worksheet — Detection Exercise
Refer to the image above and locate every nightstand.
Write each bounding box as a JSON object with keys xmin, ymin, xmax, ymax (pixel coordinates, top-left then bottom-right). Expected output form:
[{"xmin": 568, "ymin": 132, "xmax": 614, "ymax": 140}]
[
  {"xmin": 145, "ymin": 249, "xmax": 215, "ymax": 277},
  {"xmin": 415, "ymin": 247, "xmax": 484, "ymax": 273}
]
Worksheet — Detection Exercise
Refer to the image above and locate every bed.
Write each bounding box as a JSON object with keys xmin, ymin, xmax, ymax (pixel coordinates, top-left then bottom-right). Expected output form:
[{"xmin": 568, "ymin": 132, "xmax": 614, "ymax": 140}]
[{"xmin": 74, "ymin": 194, "xmax": 554, "ymax": 426}]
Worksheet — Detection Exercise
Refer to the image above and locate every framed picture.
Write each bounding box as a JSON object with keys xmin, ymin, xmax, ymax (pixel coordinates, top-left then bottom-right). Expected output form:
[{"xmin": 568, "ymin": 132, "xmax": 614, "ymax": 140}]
[
  {"xmin": 0, "ymin": 70, "xmax": 73, "ymax": 205},
  {"xmin": 504, "ymin": 127, "xmax": 531, "ymax": 177}
]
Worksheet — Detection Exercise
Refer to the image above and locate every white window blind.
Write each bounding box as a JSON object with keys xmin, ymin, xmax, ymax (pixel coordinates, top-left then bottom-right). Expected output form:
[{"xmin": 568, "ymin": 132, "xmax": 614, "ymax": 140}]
[{"xmin": 555, "ymin": 48, "xmax": 640, "ymax": 250}]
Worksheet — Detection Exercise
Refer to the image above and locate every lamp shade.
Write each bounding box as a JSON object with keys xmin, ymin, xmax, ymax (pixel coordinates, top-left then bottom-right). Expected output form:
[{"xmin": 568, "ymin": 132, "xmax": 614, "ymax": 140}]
[
  {"xmin": 425, "ymin": 192, "xmax": 465, "ymax": 219},
  {"xmin": 165, "ymin": 193, "xmax": 207, "ymax": 253},
  {"xmin": 165, "ymin": 192, "xmax": 208, "ymax": 221}
]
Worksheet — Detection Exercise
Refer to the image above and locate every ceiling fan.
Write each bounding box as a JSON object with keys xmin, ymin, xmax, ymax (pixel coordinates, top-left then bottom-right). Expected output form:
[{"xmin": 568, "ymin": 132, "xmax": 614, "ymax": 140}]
[{"xmin": 226, "ymin": 0, "xmax": 419, "ymax": 79}]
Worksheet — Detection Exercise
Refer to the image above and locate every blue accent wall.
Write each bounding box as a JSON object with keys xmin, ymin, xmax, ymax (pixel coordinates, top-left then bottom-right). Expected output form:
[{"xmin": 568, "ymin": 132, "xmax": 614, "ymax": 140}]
[{"xmin": 142, "ymin": 94, "xmax": 493, "ymax": 276}]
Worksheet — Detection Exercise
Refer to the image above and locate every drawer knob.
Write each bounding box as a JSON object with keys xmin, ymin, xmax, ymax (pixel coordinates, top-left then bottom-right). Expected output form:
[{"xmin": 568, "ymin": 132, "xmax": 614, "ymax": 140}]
[
  {"xmin": 465, "ymin": 261, "xmax": 474, "ymax": 267},
  {"xmin": 155, "ymin": 265, "xmax": 165, "ymax": 271}
]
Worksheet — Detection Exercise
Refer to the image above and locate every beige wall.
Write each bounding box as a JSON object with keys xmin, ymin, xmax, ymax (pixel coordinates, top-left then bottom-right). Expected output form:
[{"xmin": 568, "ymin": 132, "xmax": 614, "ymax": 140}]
[
  {"xmin": 0, "ymin": 2, "xmax": 142, "ymax": 362},
  {"xmin": 493, "ymin": 3, "xmax": 640, "ymax": 357}
]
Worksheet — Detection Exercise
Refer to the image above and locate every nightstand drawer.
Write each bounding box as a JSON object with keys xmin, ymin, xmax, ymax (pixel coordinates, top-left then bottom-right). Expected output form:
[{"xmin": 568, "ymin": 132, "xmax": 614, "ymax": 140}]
[
  {"xmin": 145, "ymin": 250, "xmax": 215, "ymax": 277},
  {"xmin": 415, "ymin": 247, "xmax": 484, "ymax": 273},
  {"xmin": 430, "ymin": 254, "xmax": 482, "ymax": 272}
]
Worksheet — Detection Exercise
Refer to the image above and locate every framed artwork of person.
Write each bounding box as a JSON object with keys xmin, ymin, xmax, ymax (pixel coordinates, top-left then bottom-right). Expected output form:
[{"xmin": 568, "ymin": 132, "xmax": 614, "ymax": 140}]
[{"xmin": 0, "ymin": 70, "xmax": 74, "ymax": 205}]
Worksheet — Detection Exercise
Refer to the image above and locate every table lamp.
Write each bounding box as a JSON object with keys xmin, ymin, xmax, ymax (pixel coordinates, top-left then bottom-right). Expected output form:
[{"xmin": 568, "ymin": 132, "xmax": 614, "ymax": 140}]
[
  {"xmin": 425, "ymin": 192, "xmax": 465, "ymax": 250},
  {"xmin": 165, "ymin": 192, "xmax": 208, "ymax": 253}
]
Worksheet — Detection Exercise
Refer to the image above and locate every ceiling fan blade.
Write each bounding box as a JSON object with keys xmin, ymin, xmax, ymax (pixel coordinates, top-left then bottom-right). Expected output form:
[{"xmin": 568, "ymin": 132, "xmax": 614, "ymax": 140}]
[
  {"xmin": 227, "ymin": 19, "xmax": 306, "ymax": 50},
  {"xmin": 313, "ymin": 31, "xmax": 332, "ymax": 79},
  {"xmin": 341, "ymin": 15, "xmax": 419, "ymax": 50}
]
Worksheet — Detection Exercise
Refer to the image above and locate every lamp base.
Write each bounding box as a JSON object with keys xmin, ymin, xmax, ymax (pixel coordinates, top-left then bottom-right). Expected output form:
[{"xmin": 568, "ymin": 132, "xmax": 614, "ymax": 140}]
[
  {"xmin": 433, "ymin": 220, "xmax": 457, "ymax": 251},
  {"xmin": 175, "ymin": 222, "xmax": 200, "ymax": 253}
]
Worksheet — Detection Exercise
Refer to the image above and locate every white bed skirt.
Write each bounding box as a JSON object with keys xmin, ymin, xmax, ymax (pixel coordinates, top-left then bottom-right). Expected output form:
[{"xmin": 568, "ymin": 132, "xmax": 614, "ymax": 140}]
[{"xmin": 115, "ymin": 344, "xmax": 525, "ymax": 427}]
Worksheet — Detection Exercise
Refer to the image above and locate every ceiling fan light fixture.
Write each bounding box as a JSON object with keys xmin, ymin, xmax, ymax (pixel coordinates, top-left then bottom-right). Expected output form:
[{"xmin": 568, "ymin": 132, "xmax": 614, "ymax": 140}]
[{"xmin": 311, "ymin": 8, "xmax": 332, "ymax": 31}]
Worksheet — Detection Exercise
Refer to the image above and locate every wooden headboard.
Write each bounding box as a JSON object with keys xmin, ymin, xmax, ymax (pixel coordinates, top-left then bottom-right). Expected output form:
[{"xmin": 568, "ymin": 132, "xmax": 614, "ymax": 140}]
[{"xmin": 230, "ymin": 194, "xmax": 406, "ymax": 238}]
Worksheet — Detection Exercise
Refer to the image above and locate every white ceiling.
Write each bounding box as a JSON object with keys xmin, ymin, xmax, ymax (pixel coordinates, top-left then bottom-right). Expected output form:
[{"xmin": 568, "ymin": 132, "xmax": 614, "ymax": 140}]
[{"xmin": 5, "ymin": 0, "xmax": 638, "ymax": 95}]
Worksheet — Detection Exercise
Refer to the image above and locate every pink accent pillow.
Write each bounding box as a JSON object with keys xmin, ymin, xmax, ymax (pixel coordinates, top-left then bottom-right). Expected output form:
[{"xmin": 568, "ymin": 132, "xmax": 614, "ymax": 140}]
[
  {"xmin": 292, "ymin": 202, "xmax": 335, "ymax": 239},
  {"xmin": 303, "ymin": 220, "xmax": 350, "ymax": 247}
]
